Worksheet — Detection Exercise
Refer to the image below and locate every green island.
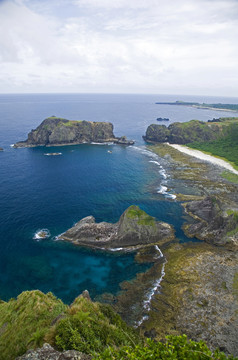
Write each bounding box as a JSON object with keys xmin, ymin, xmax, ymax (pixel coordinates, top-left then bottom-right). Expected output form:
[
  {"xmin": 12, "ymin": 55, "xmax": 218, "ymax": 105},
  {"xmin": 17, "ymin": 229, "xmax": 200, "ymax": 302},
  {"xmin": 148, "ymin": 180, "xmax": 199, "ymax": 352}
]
[
  {"xmin": 155, "ymin": 100, "xmax": 238, "ymax": 112},
  {"xmin": 144, "ymin": 117, "xmax": 238, "ymax": 171}
]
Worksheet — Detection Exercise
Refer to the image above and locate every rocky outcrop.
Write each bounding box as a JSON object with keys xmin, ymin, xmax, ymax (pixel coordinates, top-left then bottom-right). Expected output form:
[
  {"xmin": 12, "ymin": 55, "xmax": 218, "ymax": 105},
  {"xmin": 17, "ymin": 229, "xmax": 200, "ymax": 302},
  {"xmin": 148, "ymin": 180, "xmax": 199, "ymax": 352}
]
[
  {"xmin": 0, "ymin": 147, "xmax": 3, "ymax": 151},
  {"xmin": 141, "ymin": 242, "xmax": 238, "ymax": 356},
  {"xmin": 16, "ymin": 343, "xmax": 91, "ymax": 360},
  {"xmin": 59, "ymin": 205, "xmax": 174, "ymax": 250},
  {"xmin": 183, "ymin": 196, "xmax": 238, "ymax": 250},
  {"xmin": 143, "ymin": 120, "xmax": 222, "ymax": 144},
  {"xmin": 13, "ymin": 117, "xmax": 134, "ymax": 148}
]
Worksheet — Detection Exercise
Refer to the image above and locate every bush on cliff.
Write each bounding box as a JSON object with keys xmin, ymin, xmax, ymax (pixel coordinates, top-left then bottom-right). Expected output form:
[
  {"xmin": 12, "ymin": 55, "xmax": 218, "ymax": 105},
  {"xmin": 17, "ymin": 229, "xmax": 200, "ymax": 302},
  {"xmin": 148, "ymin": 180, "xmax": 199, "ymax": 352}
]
[{"xmin": 95, "ymin": 335, "xmax": 238, "ymax": 360}]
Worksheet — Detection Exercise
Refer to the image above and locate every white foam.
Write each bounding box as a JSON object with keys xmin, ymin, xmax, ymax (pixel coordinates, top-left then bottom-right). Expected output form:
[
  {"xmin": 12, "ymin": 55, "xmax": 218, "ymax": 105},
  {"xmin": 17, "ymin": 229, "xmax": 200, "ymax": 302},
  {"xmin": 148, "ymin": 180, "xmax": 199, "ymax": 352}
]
[
  {"xmin": 109, "ymin": 247, "xmax": 124, "ymax": 252},
  {"xmin": 10, "ymin": 144, "xmax": 14, "ymax": 148},
  {"xmin": 157, "ymin": 185, "xmax": 168, "ymax": 194},
  {"xmin": 154, "ymin": 245, "xmax": 163, "ymax": 258},
  {"xmin": 149, "ymin": 160, "xmax": 160, "ymax": 166},
  {"xmin": 33, "ymin": 229, "xmax": 51, "ymax": 240},
  {"xmin": 91, "ymin": 142, "xmax": 114, "ymax": 145},
  {"xmin": 159, "ymin": 169, "xmax": 168, "ymax": 179},
  {"xmin": 136, "ymin": 246, "xmax": 167, "ymax": 327}
]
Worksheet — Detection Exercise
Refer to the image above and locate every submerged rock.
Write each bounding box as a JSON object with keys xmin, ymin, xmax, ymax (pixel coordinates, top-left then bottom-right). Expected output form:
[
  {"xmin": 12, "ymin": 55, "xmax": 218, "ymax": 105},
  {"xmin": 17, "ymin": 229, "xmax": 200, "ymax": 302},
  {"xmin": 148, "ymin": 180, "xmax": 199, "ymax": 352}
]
[
  {"xmin": 16, "ymin": 343, "xmax": 91, "ymax": 360},
  {"xmin": 13, "ymin": 117, "xmax": 134, "ymax": 148},
  {"xmin": 0, "ymin": 147, "xmax": 3, "ymax": 151},
  {"xmin": 183, "ymin": 196, "xmax": 238, "ymax": 250},
  {"xmin": 59, "ymin": 205, "xmax": 174, "ymax": 250}
]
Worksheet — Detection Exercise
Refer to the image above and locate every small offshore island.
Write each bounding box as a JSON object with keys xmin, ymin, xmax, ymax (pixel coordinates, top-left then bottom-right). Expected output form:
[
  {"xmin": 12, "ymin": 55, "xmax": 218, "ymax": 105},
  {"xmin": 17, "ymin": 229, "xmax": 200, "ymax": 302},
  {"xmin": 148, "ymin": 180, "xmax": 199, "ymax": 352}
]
[{"xmin": 13, "ymin": 116, "xmax": 134, "ymax": 148}]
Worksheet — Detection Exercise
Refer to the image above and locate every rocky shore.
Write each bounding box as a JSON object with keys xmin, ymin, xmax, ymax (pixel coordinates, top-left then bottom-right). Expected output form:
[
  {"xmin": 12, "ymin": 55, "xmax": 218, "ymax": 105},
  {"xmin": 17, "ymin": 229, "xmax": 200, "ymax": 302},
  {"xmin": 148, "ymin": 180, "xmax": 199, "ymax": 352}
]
[
  {"xmin": 59, "ymin": 205, "xmax": 175, "ymax": 250},
  {"xmin": 140, "ymin": 242, "xmax": 238, "ymax": 356},
  {"xmin": 13, "ymin": 117, "xmax": 134, "ymax": 148}
]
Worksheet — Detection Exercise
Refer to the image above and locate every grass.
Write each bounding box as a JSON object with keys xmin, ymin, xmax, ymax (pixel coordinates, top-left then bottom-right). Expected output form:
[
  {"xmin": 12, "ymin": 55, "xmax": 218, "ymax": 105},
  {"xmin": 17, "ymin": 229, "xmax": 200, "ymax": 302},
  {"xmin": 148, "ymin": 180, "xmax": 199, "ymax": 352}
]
[
  {"xmin": 187, "ymin": 122, "xmax": 238, "ymax": 169},
  {"xmin": 0, "ymin": 291, "xmax": 66, "ymax": 360},
  {"xmin": 221, "ymin": 171, "xmax": 238, "ymax": 184},
  {"xmin": 126, "ymin": 206, "xmax": 156, "ymax": 226}
]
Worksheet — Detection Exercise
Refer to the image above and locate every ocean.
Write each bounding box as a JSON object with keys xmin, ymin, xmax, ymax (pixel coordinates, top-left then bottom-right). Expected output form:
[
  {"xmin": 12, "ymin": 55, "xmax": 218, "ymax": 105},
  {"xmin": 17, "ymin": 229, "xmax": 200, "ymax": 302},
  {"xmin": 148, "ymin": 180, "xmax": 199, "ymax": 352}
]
[{"xmin": 0, "ymin": 93, "xmax": 237, "ymax": 303}]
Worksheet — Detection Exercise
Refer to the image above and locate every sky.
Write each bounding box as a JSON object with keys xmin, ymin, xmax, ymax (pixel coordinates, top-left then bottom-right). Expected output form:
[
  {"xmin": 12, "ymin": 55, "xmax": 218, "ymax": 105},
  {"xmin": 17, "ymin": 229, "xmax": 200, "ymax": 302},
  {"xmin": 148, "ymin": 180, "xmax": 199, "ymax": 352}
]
[{"xmin": 0, "ymin": 0, "xmax": 237, "ymax": 96}]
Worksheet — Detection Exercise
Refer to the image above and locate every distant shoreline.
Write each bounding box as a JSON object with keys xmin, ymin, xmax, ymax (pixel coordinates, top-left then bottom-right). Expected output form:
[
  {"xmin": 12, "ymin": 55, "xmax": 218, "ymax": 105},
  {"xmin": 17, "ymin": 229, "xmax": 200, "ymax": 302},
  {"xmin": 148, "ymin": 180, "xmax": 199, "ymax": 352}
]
[
  {"xmin": 155, "ymin": 101, "xmax": 238, "ymax": 112},
  {"xmin": 167, "ymin": 143, "xmax": 238, "ymax": 175}
]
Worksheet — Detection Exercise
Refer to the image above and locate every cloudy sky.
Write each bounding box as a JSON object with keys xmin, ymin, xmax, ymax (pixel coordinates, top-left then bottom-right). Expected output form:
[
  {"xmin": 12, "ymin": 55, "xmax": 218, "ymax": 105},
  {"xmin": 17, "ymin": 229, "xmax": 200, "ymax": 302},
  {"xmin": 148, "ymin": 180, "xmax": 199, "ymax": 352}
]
[{"xmin": 0, "ymin": 0, "xmax": 237, "ymax": 96}]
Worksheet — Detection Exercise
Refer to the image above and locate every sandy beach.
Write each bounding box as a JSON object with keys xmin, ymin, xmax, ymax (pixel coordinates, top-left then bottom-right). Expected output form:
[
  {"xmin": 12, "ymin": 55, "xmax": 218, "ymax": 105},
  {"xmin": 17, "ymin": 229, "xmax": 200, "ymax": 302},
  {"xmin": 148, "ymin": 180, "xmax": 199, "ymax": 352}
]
[{"xmin": 167, "ymin": 144, "xmax": 238, "ymax": 175}]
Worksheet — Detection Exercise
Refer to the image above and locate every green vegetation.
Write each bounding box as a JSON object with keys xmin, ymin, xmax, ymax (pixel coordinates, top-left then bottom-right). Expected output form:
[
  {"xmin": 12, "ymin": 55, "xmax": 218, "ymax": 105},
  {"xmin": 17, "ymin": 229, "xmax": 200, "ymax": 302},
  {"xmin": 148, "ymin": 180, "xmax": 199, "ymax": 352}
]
[
  {"xmin": 47, "ymin": 295, "xmax": 141, "ymax": 354},
  {"xmin": 126, "ymin": 205, "xmax": 156, "ymax": 226},
  {"xmin": 0, "ymin": 289, "xmax": 237, "ymax": 359},
  {"xmin": 0, "ymin": 290, "xmax": 66, "ymax": 360},
  {"xmin": 95, "ymin": 335, "xmax": 237, "ymax": 360},
  {"xmin": 221, "ymin": 171, "xmax": 238, "ymax": 184},
  {"xmin": 187, "ymin": 122, "xmax": 238, "ymax": 168},
  {"xmin": 62, "ymin": 120, "xmax": 82, "ymax": 126}
]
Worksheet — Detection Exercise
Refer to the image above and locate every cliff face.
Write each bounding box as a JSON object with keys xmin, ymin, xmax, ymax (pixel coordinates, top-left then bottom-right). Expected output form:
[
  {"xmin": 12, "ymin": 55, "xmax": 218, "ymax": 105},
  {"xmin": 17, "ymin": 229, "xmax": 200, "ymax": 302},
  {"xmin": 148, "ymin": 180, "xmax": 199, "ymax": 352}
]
[
  {"xmin": 183, "ymin": 196, "xmax": 238, "ymax": 250},
  {"xmin": 143, "ymin": 120, "xmax": 222, "ymax": 144},
  {"xmin": 14, "ymin": 117, "xmax": 134, "ymax": 147},
  {"xmin": 60, "ymin": 205, "xmax": 174, "ymax": 249}
]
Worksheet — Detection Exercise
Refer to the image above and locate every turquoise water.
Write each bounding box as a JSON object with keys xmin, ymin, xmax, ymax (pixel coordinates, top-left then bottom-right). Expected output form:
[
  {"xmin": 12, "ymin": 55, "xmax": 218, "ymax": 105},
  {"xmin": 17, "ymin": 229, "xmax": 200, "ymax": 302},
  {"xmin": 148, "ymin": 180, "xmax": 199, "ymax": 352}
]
[{"xmin": 0, "ymin": 93, "xmax": 237, "ymax": 303}]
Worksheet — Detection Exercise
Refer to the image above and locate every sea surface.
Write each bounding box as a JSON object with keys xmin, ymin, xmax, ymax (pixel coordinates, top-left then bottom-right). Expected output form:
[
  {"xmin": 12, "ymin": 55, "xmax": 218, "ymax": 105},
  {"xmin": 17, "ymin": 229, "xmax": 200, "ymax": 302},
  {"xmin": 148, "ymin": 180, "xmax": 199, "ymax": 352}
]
[{"xmin": 0, "ymin": 93, "xmax": 238, "ymax": 303}]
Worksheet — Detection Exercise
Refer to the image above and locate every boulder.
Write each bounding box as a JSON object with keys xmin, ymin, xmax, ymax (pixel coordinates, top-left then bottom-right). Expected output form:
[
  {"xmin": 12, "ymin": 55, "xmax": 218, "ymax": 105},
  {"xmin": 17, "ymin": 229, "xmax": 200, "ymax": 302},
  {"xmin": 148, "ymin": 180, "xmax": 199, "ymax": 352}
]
[{"xmin": 16, "ymin": 343, "xmax": 91, "ymax": 360}]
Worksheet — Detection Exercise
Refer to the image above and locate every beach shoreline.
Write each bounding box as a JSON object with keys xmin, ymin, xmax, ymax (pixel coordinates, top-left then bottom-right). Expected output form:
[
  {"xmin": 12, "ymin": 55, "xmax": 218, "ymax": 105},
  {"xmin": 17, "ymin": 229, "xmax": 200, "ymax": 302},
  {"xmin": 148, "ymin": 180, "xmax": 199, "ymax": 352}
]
[{"xmin": 167, "ymin": 143, "xmax": 238, "ymax": 175}]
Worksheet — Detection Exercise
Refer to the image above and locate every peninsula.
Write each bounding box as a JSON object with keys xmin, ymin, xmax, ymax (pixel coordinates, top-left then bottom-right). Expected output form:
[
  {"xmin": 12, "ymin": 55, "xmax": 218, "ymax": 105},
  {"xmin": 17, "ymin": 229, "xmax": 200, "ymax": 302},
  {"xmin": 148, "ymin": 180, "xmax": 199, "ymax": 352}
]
[
  {"xmin": 155, "ymin": 100, "xmax": 238, "ymax": 112},
  {"xmin": 13, "ymin": 116, "xmax": 134, "ymax": 148}
]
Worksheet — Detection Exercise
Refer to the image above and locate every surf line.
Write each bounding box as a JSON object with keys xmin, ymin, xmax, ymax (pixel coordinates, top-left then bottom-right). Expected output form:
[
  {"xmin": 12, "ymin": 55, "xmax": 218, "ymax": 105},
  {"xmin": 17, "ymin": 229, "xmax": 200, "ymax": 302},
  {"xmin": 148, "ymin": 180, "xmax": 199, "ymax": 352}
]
[{"xmin": 135, "ymin": 245, "xmax": 167, "ymax": 327}]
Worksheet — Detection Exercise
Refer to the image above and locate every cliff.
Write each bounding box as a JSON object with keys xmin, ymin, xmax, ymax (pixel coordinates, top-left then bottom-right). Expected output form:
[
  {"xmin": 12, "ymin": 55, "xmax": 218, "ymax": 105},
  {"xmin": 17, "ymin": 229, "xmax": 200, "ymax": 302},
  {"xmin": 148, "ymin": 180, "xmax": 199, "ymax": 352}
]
[
  {"xmin": 13, "ymin": 117, "xmax": 134, "ymax": 148},
  {"xmin": 143, "ymin": 119, "xmax": 223, "ymax": 144},
  {"xmin": 182, "ymin": 196, "xmax": 238, "ymax": 250},
  {"xmin": 59, "ymin": 205, "xmax": 175, "ymax": 249}
]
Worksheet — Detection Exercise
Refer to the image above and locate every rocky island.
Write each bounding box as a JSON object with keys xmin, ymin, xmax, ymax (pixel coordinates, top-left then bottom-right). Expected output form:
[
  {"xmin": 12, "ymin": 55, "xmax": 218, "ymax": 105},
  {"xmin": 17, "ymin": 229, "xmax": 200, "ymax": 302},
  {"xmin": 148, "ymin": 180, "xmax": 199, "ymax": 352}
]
[
  {"xmin": 13, "ymin": 116, "xmax": 134, "ymax": 148},
  {"xmin": 59, "ymin": 205, "xmax": 174, "ymax": 250}
]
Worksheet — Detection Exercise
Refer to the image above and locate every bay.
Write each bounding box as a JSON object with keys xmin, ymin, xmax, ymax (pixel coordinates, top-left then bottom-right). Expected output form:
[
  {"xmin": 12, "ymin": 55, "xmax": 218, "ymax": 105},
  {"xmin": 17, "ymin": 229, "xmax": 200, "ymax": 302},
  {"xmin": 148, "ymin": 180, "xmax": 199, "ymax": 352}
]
[{"xmin": 0, "ymin": 93, "xmax": 237, "ymax": 303}]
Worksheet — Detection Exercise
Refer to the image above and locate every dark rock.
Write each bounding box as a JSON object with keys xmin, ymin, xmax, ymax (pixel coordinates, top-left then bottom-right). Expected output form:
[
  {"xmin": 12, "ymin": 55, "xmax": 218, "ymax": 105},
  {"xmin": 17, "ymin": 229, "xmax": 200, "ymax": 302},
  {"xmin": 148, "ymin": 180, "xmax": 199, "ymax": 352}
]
[
  {"xmin": 0, "ymin": 147, "xmax": 3, "ymax": 151},
  {"xmin": 156, "ymin": 117, "xmax": 169, "ymax": 121},
  {"xmin": 183, "ymin": 196, "xmax": 238, "ymax": 250},
  {"xmin": 16, "ymin": 343, "xmax": 91, "ymax": 360},
  {"xmin": 59, "ymin": 205, "xmax": 174, "ymax": 250},
  {"xmin": 13, "ymin": 117, "xmax": 134, "ymax": 148},
  {"xmin": 143, "ymin": 120, "xmax": 222, "ymax": 144}
]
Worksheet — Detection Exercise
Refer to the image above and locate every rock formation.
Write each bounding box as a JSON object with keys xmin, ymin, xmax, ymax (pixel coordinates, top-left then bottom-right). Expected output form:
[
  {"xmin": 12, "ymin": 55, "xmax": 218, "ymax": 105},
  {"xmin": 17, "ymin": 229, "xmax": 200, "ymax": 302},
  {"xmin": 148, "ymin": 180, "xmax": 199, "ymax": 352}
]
[
  {"xmin": 13, "ymin": 117, "xmax": 134, "ymax": 148},
  {"xmin": 183, "ymin": 196, "xmax": 238, "ymax": 250},
  {"xmin": 16, "ymin": 343, "xmax": 91, "ymax": 360},
  {"xmin": 0, "ymin": 147, "xmax": 3, "ymax": 151},
  {"xmin": 59, "ymin": 205, "xmax": 174, "ymax": 249},
  {"xmin": 143, "ymin": 120, "xmax": 222, "ymax": 144}
]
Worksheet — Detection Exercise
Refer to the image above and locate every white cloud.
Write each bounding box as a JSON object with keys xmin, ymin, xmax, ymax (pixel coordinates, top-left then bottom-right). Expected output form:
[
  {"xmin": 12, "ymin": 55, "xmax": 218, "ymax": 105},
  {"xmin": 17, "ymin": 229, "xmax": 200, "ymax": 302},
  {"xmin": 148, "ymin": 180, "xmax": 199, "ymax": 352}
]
[{"xmin": 0, "ymin": 0, "xmax": 238, "ymax": 95}]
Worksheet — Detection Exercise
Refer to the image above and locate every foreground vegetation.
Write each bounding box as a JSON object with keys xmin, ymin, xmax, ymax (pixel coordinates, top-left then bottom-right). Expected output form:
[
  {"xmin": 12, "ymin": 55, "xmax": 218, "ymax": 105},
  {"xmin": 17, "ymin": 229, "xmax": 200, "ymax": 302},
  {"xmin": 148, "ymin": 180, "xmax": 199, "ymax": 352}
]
[{"xmin": 0, "ymin": 290, "xmax": 237, "ymax": 360}]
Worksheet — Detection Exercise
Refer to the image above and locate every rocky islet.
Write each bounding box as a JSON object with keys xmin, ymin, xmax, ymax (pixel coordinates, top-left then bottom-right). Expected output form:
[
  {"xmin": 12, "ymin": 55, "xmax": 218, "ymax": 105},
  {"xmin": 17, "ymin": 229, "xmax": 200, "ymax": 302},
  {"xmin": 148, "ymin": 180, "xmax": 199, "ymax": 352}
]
[{"xmin": 13, "ymin": 116, "xmax": 134, "ymax": 148}]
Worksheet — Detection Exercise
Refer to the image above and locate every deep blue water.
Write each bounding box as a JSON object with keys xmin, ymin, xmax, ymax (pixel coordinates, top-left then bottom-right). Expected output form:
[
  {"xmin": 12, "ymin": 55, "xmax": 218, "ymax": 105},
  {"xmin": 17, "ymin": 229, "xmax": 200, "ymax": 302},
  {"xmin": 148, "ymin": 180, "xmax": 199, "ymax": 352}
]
[{"xmin": 0, "ymin": 93, "xmax": 238, "ymax": 303}]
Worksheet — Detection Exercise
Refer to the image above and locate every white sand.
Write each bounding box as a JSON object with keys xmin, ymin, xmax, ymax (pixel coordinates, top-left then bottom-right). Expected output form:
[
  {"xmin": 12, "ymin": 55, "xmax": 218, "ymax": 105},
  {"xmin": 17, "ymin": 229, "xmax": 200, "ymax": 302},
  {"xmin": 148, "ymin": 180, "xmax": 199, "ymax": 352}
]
[{"xmin": 167, "ymin": 143, "xmax": 238, "ymax": 175}]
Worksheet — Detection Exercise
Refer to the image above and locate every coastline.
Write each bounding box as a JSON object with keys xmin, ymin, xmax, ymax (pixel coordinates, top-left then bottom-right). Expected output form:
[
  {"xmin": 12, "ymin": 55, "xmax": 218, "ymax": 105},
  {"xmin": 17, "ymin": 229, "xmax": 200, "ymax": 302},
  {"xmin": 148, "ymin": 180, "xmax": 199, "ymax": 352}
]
[{"xmin": 167, "ymin": 143, "xmax": 238, "ymax": 175}]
